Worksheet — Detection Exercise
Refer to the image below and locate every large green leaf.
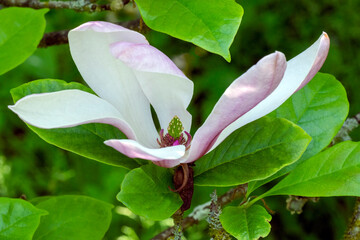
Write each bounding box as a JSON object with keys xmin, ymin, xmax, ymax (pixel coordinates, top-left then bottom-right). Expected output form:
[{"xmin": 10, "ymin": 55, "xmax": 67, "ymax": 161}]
[
  {"xmin": 10, "ymin": 79, "xmax": 141, "ymax": 169},
  {"xmin": 0, "ymin": 198, "xmax": 47, "ymax": 240},
  {"xmin": 0, "ymin": 7, "xmax": 47, "ymax": 75},
  {"xmin": 262, "ymin": 141, "xmax": 360, "ymax": 198},
  {"xmin": 135, "ymin": 0, "xmax": 243, "ymax": 61},
  {"xmin": 247, "ymin": 73, "xmax": 349, "ymax": 194},
  {"xmin": 270, "ymin": 73, "xmax": 348, "ymax": 166},
  {"xmin": 31, "ymin": 195, "xmax": 113, "ymax": 240},
  {"xmin": 220, "ymin": 205, "xmax": 272, "ymax": 240},
  {"xmin": 117, "ymin": 164, "xmax": 182, "ymax": 220},
  {"xmin": 193, "ymin": 117, "xmax": 311, "ymax": 186}
]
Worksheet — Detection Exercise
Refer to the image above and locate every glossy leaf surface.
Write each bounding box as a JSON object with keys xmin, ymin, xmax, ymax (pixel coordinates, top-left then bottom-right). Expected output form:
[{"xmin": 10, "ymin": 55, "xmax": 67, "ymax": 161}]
[
  {"xmin": 32, "ymin": 195, "xmax": 113, "ymax": 240},
  {"xmin": 0, "ymin": 198, "xmax": 47, "ymax": 240},
  {"xmin": 194, "ymin": 117, "xmax": 311, "ymax": 186},
  {"xmin": 117, "ymin": 164, "xmax": 182, "ymax": 220},
  {"xmin": 220, "ymin": 205, "xmax": 272, "ymax": 240},
  {"xmin": 135, "ymin": 0, "xmax": 243, "ymax": 61},
  {"xmin": 263, "ymin": 141, "xmax": 360, "ymax": 197},
  {"xmin": 0, "ymin": 7, "xmax": 47, "ymax": 75}
]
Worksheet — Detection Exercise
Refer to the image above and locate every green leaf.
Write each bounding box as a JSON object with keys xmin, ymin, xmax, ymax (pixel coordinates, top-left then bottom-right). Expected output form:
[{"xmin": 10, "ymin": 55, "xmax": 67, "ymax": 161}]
[
  {"xmin": 0, "ymin": 7, "xmax": 48, "ymax": 75},
  {"xmin": 117, "ymin": 164, "xmax": 182, "ymax": 220},
  {"xmin": 220, "ymin": 205, "xmax": 271, "ymax": 240},
  {"xmin": 0, "ymin": 198, "xmax": 47, "ymax": 240},
  {"xmin": 193, "ymin": 117, "xmax": 311, "ymax": 186},
  {"xmin": 270, "ymin": 73, "xmax": 349, "ymax": 166},
  {"xmin": 247, "ymin": 73, "xmax": 349, "ymax": 194},
  {"xmin": 135, "ymin": 0, "xmax": 243, "ymax": 61},
  {"xmin": 32, "ymin": 195, "xmax": 113, "ymax": 240},
  {"xmin": 10, "ymin": 79, "xmax": 141, "ymax": 169},
  {"xmin": 262, "ymin": 141, "xmax": 360, "ymax": 198}
]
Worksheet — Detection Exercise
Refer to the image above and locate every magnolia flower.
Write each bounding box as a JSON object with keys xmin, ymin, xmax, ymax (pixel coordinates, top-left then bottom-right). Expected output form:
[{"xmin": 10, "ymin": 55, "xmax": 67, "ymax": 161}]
[{"xmin": 9, "ymin": 21, "xmax": 329, "ymax": 169}]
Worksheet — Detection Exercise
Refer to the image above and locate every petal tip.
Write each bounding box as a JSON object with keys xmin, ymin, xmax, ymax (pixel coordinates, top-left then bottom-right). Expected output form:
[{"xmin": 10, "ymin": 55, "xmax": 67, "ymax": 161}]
[
  {"xmin": 8, "ymin": 104, "xmax": 19, "ymax": 113},
  {"xmin": 7, "ymin": 105, "xmax": 17, "ymax": 115},
  {"xmin": 321, "ymin": 32, "xmax": 330, "ymax": 47},
  {"xmin": 322, "ymin": 31, "xmax": 329, "ymax": 39},
  {"xmin": 71, "ymin": 21, "xmax": 125, "ymax": 33},
  {"xmin": 273, "ymin": 51, "xmax": 286, "ymax": 63},
  {"xmin": 265, "ymin": 51, "xmax": 286, "ymax": 64},
  {"xmin": 268, "ymin": 51, "xmax": 286, "ymax": 74}
]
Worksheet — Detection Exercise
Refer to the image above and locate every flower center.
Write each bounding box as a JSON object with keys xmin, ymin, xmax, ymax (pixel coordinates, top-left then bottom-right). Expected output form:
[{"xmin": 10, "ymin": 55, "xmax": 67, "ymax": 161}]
[{"xmin": 157, "ymin": 116, "xmax": 192, "ymax": 149}]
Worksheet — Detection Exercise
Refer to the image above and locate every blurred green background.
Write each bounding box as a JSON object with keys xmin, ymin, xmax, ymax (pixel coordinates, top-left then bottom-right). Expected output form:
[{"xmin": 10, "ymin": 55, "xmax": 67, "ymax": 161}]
[{"xmin": 0, "ymin": 0, "xmax": 359, "ymax": 239}]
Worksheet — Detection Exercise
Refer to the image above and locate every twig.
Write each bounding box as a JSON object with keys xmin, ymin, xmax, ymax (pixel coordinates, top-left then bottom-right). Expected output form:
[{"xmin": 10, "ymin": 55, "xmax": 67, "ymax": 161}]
[
  {"xmin": 172, "ymin": 210, "xmax": 184, "ymax": 240},
  {"xmin": 344, "ymin": 197, "xmax": 360, "ymax": 240},
  {"xmin": 332, "ymin": 113, "xmax": 360, "ymax": 145},
  {"xmin": 0, "ymin": 0, "xmax": 130, "ymax": 12},
  {"xmin": 37, "ymin": 19, "xmax": 145, "ymax": 48},
  {"xmin": 332, "ymin": 113, "xmax": 360, "ymax": 239},
  {"xmin": 151, "ymin": 184, "xmax": 247, "ymax": 240},
  {"xmin": 38, "ymin": 30, "xmax": 70, "ymax": 48}
]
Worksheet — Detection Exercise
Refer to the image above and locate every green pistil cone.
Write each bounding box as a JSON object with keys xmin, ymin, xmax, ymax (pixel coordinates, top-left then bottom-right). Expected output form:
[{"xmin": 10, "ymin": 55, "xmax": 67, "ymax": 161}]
[{"xmin": 167, "ymin": 116, "xmax": 184, "ymax": 139}]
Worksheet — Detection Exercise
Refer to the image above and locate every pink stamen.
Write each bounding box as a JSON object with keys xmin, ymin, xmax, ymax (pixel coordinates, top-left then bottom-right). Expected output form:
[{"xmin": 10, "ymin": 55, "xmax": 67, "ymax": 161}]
[
  {"xmin": 157, "ymin": 129, "xmax": 192, "ymax": 149},
  {"xmin": 184, "ymin": 131, "xmax": 192, "ymax": 148}
]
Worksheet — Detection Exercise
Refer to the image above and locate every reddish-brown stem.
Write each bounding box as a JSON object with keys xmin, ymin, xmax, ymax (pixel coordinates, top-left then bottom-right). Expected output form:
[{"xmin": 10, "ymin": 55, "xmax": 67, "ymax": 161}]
[{"xmin": 169, "ymin": 164, "xmax": 189, "ymax": 193}]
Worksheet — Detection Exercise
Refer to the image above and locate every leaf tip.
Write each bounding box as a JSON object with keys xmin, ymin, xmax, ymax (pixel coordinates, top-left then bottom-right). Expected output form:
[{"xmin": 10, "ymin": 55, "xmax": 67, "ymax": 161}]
[{"xmin": 222, "ymin": 52, "xmax": 232, "ymax": 62}]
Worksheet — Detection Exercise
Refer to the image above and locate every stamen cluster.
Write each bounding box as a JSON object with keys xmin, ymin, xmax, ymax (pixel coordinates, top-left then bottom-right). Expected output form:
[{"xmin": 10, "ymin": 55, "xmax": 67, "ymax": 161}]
[{"xmin": 157, "ymin": 129, "xmax": 192, "ymax": 150}]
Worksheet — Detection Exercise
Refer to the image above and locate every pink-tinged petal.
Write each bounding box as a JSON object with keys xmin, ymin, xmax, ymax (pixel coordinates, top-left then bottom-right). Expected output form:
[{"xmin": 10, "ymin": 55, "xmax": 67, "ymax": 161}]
[
  {"xmin": 71, "ymin": 21, "xmax": 148, "ymax": 42},
  {"xmin": 110, "ymin": 42, "xmax": 193, "ymax": 132},
  {"xmin": 294, "ymin": 32, "xmax": 330, "ymax": 90},
  {"xmin": 185, "ymin": 52, "xmax": 287, "ymax": 163},
  {"xmin": 111, "ymin": 42, "xmax": 186, "ymax": 78},
  {"xmin": 104, "ymin": 139, "xmax": 184, "ymax": 168},
  {"xmin": 208, "ymin": 32, "xmax": 330, "ymax": 153},
  {"xmin": 69, "ymin": 21, "xmax": 158, "ymax": 147},
  {"xmin": 9, "ymin": 89, "xmax": 136, "ymax": 140}
]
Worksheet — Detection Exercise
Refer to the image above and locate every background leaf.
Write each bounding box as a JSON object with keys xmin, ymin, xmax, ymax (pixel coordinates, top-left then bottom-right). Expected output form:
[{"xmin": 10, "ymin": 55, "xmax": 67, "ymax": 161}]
[
  {"xmin": 0, "ymin": 7, "xmax": 47, "ymax": 75},
  {"xmin": 270, "ymin": 73, "xmax": 349, "ymax": 166},
  {"xmin": 193, "ymin": 117, "xmax": 311, "ymax": 186},
  {"xmin": 247, "ymin": 73, "xmax": 349, "ymax": 194},
  {"xmin": 135, "ymin": 0, "xmax": 243, "ymax": 61},
  {"xmin": 262, "ymin": 141, "xmax": 360, "ymax": 197},
  {"xmin": 220, "ymin": 205, "xmax": 272, "ymax": 240},
  {"xmin": 117, "ymin": 164, "xmax": 182, "ymax": 220},
  {"xmin": 0, "ymin": 198, "xmax": 47, "ymax": 240},
  {"xmin": 32, "ymin": 195, "xmax": 113, "ymax": 240},
  {"xmin": 10, "ymin": 79, "xmax": 141, "ymax": 169}
]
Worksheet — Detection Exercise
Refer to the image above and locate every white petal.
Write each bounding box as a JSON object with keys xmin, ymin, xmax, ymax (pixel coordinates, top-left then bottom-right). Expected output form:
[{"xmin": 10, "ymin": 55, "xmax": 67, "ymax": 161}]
[
  {"xmin": 104, "ymin": 139, "xmax": 185, "ymax": 168},
  {"xmin": 209, "ymin": 32, "xmax": 330, "ymax": 152},
  {"xmin": 9, "ymin": 89, "xmax": 136, "ymax": 140},
  {"xmin": 110, "ymin": 42, "xmax": 194, "ymax": 132},
  {"xmin": 68, "ymin": 21, "xmax": 158, "ymax": 147}
]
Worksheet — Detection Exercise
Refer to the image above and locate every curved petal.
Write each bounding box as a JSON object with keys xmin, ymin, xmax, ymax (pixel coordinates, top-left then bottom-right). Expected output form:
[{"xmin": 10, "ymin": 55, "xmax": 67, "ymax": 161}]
[
  {"xmin": 110, "ymin": 42, "xmax": 193, "ymax": 132},
  {"xmin": 69, "ymin": 21, "xmax": 158, "ymax": 147},
  {"xmin": 104, "ymin": 139, "xmax": 184, "ymax": 168},
  {"xmin": 9, "ymin": 89, "xmax": 136, "ymax": 140},
  {"xmin": 207, "ymin": 32, "xmax": 330, "ymax": 155},
  {"xmin": 111, "ymin": 42, "xmax": 187, "ymax": 77},
  {"xmin": 184, "ymin": 52, "xmax": 287, "ymax": 163},
  {"xmin": 294, "ymin": 32, "xmax": 330, "ymax": 90}
]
